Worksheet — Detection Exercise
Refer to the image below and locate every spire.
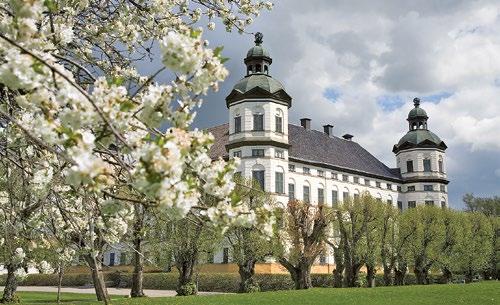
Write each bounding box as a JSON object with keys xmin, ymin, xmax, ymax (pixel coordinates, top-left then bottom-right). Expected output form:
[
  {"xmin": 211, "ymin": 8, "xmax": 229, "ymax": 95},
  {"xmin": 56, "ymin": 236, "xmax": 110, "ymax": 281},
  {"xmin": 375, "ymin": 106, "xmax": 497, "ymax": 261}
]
[{"xmin": 245, "ymin": 32, "xmax": 272, "ymax": 76}]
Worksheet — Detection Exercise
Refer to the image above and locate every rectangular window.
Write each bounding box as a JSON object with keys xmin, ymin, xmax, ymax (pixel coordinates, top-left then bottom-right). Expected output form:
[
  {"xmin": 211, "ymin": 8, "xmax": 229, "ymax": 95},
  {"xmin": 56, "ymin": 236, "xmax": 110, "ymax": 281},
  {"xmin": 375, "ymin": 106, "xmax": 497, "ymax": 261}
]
[
  {"xmin": 252, "ymin": 170, "xmax": 265, "ymax": 190},
  {"xmin": 376, "ymin": 181, "xmax": 381, "ymax": 188},
  {"xmin": 275, "ymin": 172, "xmax": 284, "ymax": 194},
  {"xmin": 387, "ymin": 183, "xmax": 392, "ymax": 190},
  {"xmin": 424, "ymin": 185, "xmax": 433, "ymax": 191},
  {"xmin": 252, "ymin": 149, "xmax": 265, "ymax": 157},
  {"xmin": 332, "ymin": 190, "xmax": 338, "ymax": 206},
  {"xmin": 425, "ymin": 200, "xmax": 434, "ymax": 206},
  {"xmin": 407, "ymin": 185, "xmax": 415, "ymax": 192},
  {"xmin": 233, "ymin": 150, "xmax": 242, "ymax": 158},
  {"xmin": 438, "ymin": 160, "xmax": 443, "ymax": 173},
  {"xmin": 397, "ymin": 201, "xmax": 403, "ymax": 211},
  {"xmin": 332, "ymin": 172, "xmax": 338, "ymax": 180},
  {"xmin": 440, "ymin": 184, "xmax": 446, "ymax": 192},
  {"xmin": 423, "ymin": 159, "xmax": 431, "ymax": 172},
  {"xmin": 354, "ymin": 193, "xmax": 360, "ymax": 201},
  {"xmin": 318, "ymin": 170, "xmax": 324, "ymax": 177},
  {"xmin": 441, "ymin": 201, "xmax": 446, "ymax": 208},
  {"xmin": 408, "ymin": 201, "xmax": 416, "ymax": 209},
  {"xmin": 397, "ymin": 186, "xmax": 402, "ymax": 192},
  {"xmin": 234, "ymin": 116, "xmax": 242, "ymax": 133},
  {"xmin": 387, "ymin": 199, "xmax": 392, "ymax": 205},
  {"xmin": 407, "ymin": 160, "xmax": 414, "ymax": 173},
  {"xmin": 342, "ymin": 174, "xmax": 349, "ymax": 182},
  {"xmin": 303, "ymin": 167, "xmax": 310, "ymax": 175},
  {"xmin": 275, "ymin": 149, "xmax": 284, "ymax": 159},
  {"xmin": 365, "ymin": 179, "xmax": 370, "ymax": 186},
  {"xmin": 343, "ymin": 191, "xmax": 349, "ymax": 201},
  {"xmin": 289, "ymin": 164, "xmax": 295, "ymax": 172},
  {"xmin": 354, "ymin": 177, "xmax": 359, "ymax": 184},
  {"xmin": 303, "ymin": 186, "xmax": 310, "ymax": 203},
  {"xmin": 275, "ymin": 116, "xmax": 283, "ymax": 133},
  {"xmin": 222, "ymin": 248, "xmax": 229, "ymax": 264},
  {"xmin": 318, "ymin": 188, "xmax": 324, "ymax": 204},
  {"xmin": 253, "ymin": 114, "xmax": 264, "ymax": 131},
  {"xmin": 288, "ymin": 184, "xmax": 295, "ymax": 201}
]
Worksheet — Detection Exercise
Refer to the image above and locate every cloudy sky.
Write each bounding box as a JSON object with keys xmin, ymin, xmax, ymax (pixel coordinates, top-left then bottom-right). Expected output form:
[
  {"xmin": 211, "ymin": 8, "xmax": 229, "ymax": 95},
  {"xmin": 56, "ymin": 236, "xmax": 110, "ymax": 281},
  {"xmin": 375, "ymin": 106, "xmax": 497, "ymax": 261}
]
[{"xmin": 185, "ymin": 0, "xmax": 500, "ymax": 208}]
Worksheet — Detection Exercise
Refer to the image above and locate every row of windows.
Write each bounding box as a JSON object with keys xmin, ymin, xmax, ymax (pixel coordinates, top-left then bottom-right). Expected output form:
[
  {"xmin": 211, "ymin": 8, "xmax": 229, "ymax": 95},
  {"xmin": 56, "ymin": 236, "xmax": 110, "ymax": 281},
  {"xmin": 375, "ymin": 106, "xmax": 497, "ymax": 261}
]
[
  {"xmin": 233, "ymin": 149, "xmax": 285, "ymax": 159},
  {"xmin": 406, "ymin": 184, "xmax": 446, "ymax": 192},
  {"xmin": 288, "ymin": 164, "xmax": 396, "ymax": 190},
  {"xmin": 234, "ymin": 114, "xmax": 283, "ymax": 134},
  {"xmin": 406, "ymin": 159, "xmax": 444, "ymax": 173}
]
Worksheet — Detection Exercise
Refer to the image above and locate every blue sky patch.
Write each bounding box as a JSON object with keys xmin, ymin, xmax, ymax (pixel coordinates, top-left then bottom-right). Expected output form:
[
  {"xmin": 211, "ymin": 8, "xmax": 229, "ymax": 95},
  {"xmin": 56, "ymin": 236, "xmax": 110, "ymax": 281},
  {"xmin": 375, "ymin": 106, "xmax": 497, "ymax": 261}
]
[
  {"xmin": 377, "ymin": 95, "xmax": 404, "ymax": 112},
  {"xmin": 323, "ymin": 88, "xmax": 341, "ymax": 102},
  {"xmin": 422, "ymin": 92, "xmax": 453, "ymax": 104}
]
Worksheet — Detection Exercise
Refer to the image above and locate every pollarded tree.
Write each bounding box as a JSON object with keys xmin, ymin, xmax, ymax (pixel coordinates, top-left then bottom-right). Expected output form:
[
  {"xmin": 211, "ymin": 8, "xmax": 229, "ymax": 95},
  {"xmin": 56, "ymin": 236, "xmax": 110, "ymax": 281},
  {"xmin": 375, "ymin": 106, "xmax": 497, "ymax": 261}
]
[
  {"xmin": 363, "ymin": 200, "xmax": 384, "ymax": 288},
  {"xmin": 276, "ymin": 200, "xmax": 328, "ymax": 289},
  {"xmin": 403, "ymin": 205, "xmax": 445, "ymax": 285},
  {"xmin": 226, "ymin": 177, "xmax": 276, "ymax": 293},
  {"xmin": 436, "ymin": 208, "xmax": 463, "ymax": 283},
  {"xmin": 335, "ymin": 193, "xmax": 380, "ymax": 287},
  {"xmin": 454, "ymin": 212, "xmax": 494, "ymax": 283},
  {"xmin": 379, "ymin": 203, "xmax": 399, "ymax": 286}
]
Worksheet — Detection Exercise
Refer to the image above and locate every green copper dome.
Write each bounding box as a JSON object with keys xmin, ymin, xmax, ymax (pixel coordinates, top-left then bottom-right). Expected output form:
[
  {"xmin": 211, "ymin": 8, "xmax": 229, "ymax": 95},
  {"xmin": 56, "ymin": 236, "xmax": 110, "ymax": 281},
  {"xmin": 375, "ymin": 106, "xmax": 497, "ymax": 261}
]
[
  {"xmin": 408, "ymin": 106, "xmax": 428, "ymax": 119},
  {"xmin": 233, "ymin": 74, "xmax": 285, "ymax": 94},
  {"xmin": 393, "ymin": 129, "xmax": 447, "ymax": 153},
  {"xmin": 246, "ymin": 45, "xmax": 270, "ymax": 58}
]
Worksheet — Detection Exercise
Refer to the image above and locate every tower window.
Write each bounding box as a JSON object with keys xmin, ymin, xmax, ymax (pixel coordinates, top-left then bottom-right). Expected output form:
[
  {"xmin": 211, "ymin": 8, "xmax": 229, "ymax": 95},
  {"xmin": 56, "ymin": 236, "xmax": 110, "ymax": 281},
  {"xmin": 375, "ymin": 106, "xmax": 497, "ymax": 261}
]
[
  {"xmin": 423, "ymin": 159, "xmax": 431, "ymax": 172},
  {"xmin": 275, "ymin": 115, "xmax": 283, "ymax": 133},
  {"xmin": 252, "ymin": 170, "xmax": 265, "ymax": 190},
  {"xmin": 424, "ymin": 185, "xmax": 433, "ymax": 191},
  {"xmin": 440, "ymin": 185, "xmax": 446, "ymax": 192},
  {"xmin": 251, "ymin": 149, "xmax": 265, "ymax": 157},
  {"xmin": 234, "ymin": 116, "xmax": 242, "ymax": 133},
  {"xmin": 408, "ymin": 201, "xmax": 416, "ymax": 208},
  {"xmin": 318, "ymin": 188, "xmax": 324, "ymax": 204},
  {"xmin": 253, "ymin": 114, "xmax": 264, "ymax": 131},
  {"xmin": 303, "ymin": 186, "xmax": 310, "ymax": 203},
  {"xmin": 233, "ymin": 150, "xmax": 242, "ymax": 158},
  {"xmin": 264, "ymin": 65, "xmax": 269, "ymax": 74},
  {"xmin": 256, "ymin": 64, "xmax": 262, "ymax": 72},
  {"xmin": 275, "ymin": 172, "xmax": 284, "ymax": 194},
  {"xmin": 407, "ymin": 186, "xmax": 415, "ymax": 192},
  {"xmin": 438, "ymin": 160, "xmax": 443, "ymax": 173},
  {"xmin": 332, "ymin": 190, "xmax": 338, "ymax": 206},
  {"xmin": 247, "ymin": 65, "xmax": 253, "ymax": 75},
  {"xmin": 288, "ymin": 183, "xmax": 295, "ymax": 200},
  {"xmin": 406, "ymin": 160, "xmax": 414, "ymax": 173},
  {"xmin": 425, "ymin": 200, "xmax": 434, "ymax": 206},
  {"xmin": 275, "ymin": 149, "xmax": 284, "ymax": 159}
]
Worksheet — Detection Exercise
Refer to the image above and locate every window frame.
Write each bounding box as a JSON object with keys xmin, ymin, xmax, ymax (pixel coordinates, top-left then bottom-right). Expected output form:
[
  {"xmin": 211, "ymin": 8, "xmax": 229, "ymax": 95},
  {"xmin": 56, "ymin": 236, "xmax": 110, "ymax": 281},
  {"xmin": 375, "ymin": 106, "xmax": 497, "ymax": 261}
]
[{"xmin": 253, "ymin": 113, "xmax": 264, "ymax": 131}]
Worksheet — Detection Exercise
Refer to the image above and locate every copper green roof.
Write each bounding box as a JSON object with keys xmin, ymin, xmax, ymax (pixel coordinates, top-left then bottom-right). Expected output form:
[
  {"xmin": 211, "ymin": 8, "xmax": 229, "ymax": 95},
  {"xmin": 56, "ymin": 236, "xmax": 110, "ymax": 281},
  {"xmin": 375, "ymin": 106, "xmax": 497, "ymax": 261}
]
[
  {"xmin": 246, "ymin": 45, "xmax": 270, "ymax": 58},
  {"xmin": 393, "ymin": 129, "xmax": 447, "ymax": 153},
  {"xmin": 233, "ymin": 74, "xmax": 284, "ymax": 94},
  {"xmin": 408, "ymin": 106, "xmax": 428, "ymax": 120}
]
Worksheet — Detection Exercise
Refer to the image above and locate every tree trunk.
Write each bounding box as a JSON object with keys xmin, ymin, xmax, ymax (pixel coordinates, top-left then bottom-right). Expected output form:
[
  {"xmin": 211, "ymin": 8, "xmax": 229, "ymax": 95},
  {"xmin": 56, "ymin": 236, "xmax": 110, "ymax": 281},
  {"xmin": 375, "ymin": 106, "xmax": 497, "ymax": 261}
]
[
  {"xmin": 464, "ymin": 267, "xmax": 474, "ymax": 283},
  {"xmin": 366, "ymin": 264, "xmax": 376, "ymax": 288},
  {"xmin": 176, "ymin": 256, "xmax": 198, "ymax": 296},
  {"xmin": 84, "ymin": 254, "xmax": 110, "ymax": 304},
  {"xmin": 57, "ymin": 265, "xmax": 64, "ymax": 304},
  {"xmin": 394, "ymin": 262, "xmax": 407, "ymax": 286},
  {"xmin": 279, "ymin": 258, "xmax": 313, "ymax": 290},
  {"xmin": 414, "ymin": 267, "xmax": 429, "ymax": 285},
  {"xmin": 441, "ymin": 267, "xmax": 452, "ymax": 284},
  {"xmin": 238, "ymin": 259, "xmax": 257, "ymax": 293},
  {"xmin": 344, "ymin": 262, "xmax": 362, "ymax": 287},
  {"xmin": 332, "ymin": 246, "xmax": 344, "ymax": 288},
  {"xmin": 130, "ymin": 236, "xmax": 145, "ymax": 297},
  {"xmin": 1, "ymin": 264, "xmax": 19, "ymax": 304},
  {"xmin": 383, "ymin": 265, "xmax": 393, "ymax": 286}
]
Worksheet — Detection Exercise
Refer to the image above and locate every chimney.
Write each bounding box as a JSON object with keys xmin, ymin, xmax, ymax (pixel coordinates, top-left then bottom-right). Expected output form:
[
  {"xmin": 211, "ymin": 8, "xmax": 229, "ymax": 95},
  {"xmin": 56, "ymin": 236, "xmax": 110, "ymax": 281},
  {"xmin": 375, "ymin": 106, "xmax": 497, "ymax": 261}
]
[
  {"xmin": 323, "ymin": 124, "xmax": 334, "ymax": 136},
  {"xmin": 300, "ymin": 118, "xmax": 311, "ymax": 130},
  {"xmin": 342, "ymin": 134, "xmax": 353, "ymax": 141}
]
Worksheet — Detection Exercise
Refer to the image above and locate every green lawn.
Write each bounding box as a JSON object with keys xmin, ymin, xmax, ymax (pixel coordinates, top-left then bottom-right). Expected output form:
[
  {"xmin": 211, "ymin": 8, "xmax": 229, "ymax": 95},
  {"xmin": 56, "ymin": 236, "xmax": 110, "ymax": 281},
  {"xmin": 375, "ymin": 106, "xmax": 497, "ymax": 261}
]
[{"xmin": 17, "ymin": 281, "xmax": 500, "ymax": 305}]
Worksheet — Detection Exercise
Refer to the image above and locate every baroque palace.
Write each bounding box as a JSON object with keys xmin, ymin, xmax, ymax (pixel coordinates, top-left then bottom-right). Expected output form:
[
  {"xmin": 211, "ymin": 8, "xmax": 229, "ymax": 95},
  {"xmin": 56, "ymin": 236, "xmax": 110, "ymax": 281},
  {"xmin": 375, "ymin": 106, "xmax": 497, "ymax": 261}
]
[{"xmin": 100, "ymin": 33, "xmax": 450, "ymax": 270}]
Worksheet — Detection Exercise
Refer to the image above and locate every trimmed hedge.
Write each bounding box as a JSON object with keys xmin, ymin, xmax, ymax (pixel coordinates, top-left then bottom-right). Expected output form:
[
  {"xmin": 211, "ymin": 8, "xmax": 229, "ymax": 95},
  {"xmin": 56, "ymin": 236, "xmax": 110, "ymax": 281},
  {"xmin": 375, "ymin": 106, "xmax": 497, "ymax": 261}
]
[{"xmin": 0, "ymin": 271, "xmax": 461, "ymax": 293}]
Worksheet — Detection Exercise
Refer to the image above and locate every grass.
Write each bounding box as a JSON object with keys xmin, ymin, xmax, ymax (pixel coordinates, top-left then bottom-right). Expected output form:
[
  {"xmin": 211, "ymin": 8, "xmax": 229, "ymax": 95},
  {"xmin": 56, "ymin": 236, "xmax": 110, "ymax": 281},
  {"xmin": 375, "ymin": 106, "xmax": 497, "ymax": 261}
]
[{"xmin": 16, "ymin": 281, "xmax": 500, "ymax": 305}]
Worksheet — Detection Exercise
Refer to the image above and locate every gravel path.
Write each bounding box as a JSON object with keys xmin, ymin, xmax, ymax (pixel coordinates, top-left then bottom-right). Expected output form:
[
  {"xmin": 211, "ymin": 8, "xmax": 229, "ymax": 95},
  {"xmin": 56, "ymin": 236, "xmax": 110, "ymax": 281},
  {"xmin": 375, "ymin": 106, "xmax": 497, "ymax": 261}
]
[{"xmin": 2, "ymin": 286, "xmax": 225, "ymax": 297}]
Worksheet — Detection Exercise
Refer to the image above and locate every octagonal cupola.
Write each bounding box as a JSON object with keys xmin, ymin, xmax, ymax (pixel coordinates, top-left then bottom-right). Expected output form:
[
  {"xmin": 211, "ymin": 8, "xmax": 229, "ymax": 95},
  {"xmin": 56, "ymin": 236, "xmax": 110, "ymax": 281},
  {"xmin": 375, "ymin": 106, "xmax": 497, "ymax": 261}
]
[
  {"xmin": 407, "ymin": 97, "xmax": 428, "ymax": 130},
  {"xmin": 245, "ymin": 32, "xmax": 272, "ymax": 75}
]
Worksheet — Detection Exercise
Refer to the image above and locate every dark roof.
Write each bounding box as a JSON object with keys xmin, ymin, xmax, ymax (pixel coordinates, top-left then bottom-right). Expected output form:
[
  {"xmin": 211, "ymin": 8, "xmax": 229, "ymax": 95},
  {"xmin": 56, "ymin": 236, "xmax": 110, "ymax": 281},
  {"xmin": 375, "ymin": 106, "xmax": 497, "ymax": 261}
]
[
  {"xmin": 207, "ymin": 123, "xmax": 402, "ymax": 182},
  {"xmin": 393, "ymin": 129, "xmax": 447, "ymax": 153}
]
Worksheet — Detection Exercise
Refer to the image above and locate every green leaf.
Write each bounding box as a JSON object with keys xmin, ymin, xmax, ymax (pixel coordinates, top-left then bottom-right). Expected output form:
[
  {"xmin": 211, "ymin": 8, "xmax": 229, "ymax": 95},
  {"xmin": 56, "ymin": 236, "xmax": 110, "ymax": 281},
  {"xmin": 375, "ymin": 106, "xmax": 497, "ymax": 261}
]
[
  {"xmin": 44, "ymin": 0, "xmax": 57, "ymax": 12},
  {"xmin": 190, "ymin": 29, "xmax": 202, "ymax": 39},
  {"xmin": 120, "ymin": 100, "xmax": 136, "ymax": 112},
  {"xmin": 214, "ymin": 46, "xmax": 224, "ymax": 58},
  {"xmin": 32, "ymin": 60, "xmax": 44, "ymax": 74}
]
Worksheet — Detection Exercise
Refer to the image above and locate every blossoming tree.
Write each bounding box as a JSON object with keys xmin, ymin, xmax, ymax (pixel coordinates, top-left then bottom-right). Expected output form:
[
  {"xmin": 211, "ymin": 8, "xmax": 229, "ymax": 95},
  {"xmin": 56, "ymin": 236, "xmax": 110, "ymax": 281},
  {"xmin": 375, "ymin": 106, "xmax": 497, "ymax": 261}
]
[{"xmin": 0, "ymin": 0, "xmax": 273, "ymax": 303}]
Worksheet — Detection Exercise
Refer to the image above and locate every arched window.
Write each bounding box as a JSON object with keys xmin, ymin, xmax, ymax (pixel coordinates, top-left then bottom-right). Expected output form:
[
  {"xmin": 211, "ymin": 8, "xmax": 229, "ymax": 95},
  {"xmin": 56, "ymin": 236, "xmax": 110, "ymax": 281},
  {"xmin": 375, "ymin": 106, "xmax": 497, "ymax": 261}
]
[
  {"xmin": 256, "ymin": 64, "xmax": 262, "ymax": 72},
  {"xmin": 275, "ymin": 166, "xmax": 285, "ymax": 194},
  {"xmin": 234, "ymin": 109, "xmax": 241, "ymax": 133},
  {"xmin": 253, "ymin": 107, "xmax": 264, "ymax": 131},
  {"xmin": 303, "ymin": 181, "xmax": 311, "ymax": 203},
  {"xmin": 343, "ymin": 187, "xmax": 350, "ymax": 202},
  {"xmin": 264, "ymin": 65, "xmax": 269, "ymax": 74},
  {"xmin": 247, "ymin": 65, "xmax": 253, "ymax": 75},
  {"xmin": 288, "ymin": 178, "xmax": 296, "ymax": 201},
  {"xmin": 331, "ymin": 185, "xmax": 339, "ymax": 207},
  {"xmin": 275, "ymin": 109, "xmax": 283, "ymax": 133},
  {"xmin": 252, "ymin": 164, "xmax": 265, "ymax": 191}
]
